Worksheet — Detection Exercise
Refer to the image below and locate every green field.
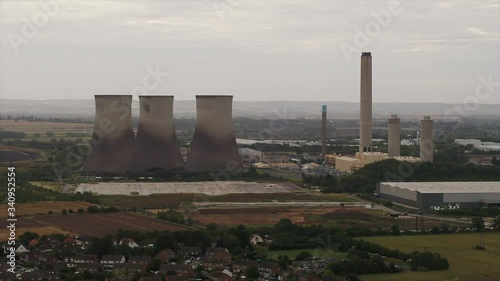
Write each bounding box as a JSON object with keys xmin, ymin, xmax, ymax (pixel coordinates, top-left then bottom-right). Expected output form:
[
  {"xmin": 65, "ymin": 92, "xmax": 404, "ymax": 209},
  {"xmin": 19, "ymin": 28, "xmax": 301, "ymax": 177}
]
[
  {"xmin": 361, "ymin": 233, "xmax": 500, "ymax": 281},
  {"xmin": 260, "ymin": 248, "xmax": 347, "ymax": 260}
]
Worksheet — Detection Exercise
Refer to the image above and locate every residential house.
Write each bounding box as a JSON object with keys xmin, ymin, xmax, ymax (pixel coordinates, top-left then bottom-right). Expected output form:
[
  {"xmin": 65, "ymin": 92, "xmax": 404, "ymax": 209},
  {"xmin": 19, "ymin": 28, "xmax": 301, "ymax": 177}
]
[
  {"xmin": 155, "ymin": 249, "xmax": 176, "ymax": 263},
  {"xmin": 205, "ymin": 247, "xmax": 232, "ymax": 261},
  {"xmin": 138, "ymin": 277, "xmax": 163, "ymax": 281},
  {"xmin": 128, "ymin": 256, "xmax": 152, "ymax": 264},
  {"xmin": 160, "ymin": 264, "xmax": 194, "ymax": 278},
  {"xmin": 101, "ymin": 255, "xmax": 126, "ymax": 268},
  {"xmin": 232, "ymin": 260, "xmax": 257, "ymax": 273},
  {"xmin": 204, "ymin": 257, "xmax": 230, "ymax": 271},
  {"xmin": 112, "ymin": 263, "xmax": 147, "ymax": 274},
  {"xmin": 258, "ymin": 262, "xmax": 281, "ymax": 276},
  {"xmin": 249, "ymin": 234, "xmax": 264, "ymax": 245},
  {"xmin": 22, "ymin": 270, "xmax": 60, "ymax": 281},
  {"xmin": 119, "ymin": 238, "xmax": 140, "ymax": 249},
  {"xmin": 178, "ymin": 246, "xmax": 202, "ymax": 258}
]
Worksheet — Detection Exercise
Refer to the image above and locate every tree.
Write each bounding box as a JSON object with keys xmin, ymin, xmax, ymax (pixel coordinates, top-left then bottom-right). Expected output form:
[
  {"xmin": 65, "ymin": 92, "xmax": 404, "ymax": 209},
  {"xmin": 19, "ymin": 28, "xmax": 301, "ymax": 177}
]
[
  {"xmin": 295, "ymin": 251, "xmax": 312, "ymax": 261},
  {"xmin": 19, "ymin": 232, "xmax": 39, "ymax": 245},
  {"xmin": 87, "ymin": 206, "xmax": 99, "ymax": 213},
  {"xmin": 245, "ymin": 265, "xmax": 260, "ymax": 279},
  {"xmin": 391, "ymin": 224, "xmax": 400, "ymax": 235},
  {"xmin": 61, "ymin": 209, "xmax": 67, "ymax": 215},
  {"xmin": 154, "ymin": 233, "xmax": 174, "ymax": 254},
  {"xmin": 472, "ymin": 217, "xmax": 485, "ymax": 231},
  {"xmin": 147, "ymin": 258, "xmax": 161, "ymax": 271}
]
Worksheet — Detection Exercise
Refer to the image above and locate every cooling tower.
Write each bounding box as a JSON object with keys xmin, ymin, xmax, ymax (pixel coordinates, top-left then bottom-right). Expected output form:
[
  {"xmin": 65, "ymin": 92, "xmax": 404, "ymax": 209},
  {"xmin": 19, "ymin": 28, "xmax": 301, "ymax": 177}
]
[
  {"xmin": 388, "ymin": 115, "xmax": 401, "ymax": 157},
  {"xmin": 82, "ymin": 95, "xmax": 137, "ymax": 173},
  {"xmin": 420, "ymin": 116, "xmax": 434, "ymax": 162},
  {"xmin": 135, "ymin": 96, "xmax": 184, "ymax": 170},
  {"xmin": 322, "ymin": 105, "xmax": 327, "ymax": 156},
  {"xmin": 185, "ymin": 95, "xmax": 242, "ymax": 171},
  {"xmin": 360, "ymin": 52, "xmax": 373, "ymax": 154}
]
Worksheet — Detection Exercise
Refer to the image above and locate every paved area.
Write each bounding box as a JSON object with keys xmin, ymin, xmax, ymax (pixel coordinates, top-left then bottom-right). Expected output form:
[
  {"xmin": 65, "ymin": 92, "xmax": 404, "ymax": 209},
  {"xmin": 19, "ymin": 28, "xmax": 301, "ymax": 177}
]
[{"xmin": 75, "ymin": 181, "xmax": 298, "ymax": 196}]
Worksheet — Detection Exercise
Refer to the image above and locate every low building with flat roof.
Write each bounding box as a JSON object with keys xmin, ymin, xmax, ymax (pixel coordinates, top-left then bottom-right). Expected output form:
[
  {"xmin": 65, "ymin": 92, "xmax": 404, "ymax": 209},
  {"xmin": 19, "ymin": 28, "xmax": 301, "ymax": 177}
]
[{"xmin": 377, "ymin": 182, "xmax": 500, "ymax": 210}]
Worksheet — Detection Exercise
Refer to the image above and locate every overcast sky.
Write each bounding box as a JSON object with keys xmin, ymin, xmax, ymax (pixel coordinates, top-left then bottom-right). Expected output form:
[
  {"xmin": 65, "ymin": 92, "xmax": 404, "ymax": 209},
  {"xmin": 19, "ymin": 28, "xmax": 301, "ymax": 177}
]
[{"xmin": 0, "ymin": 0, "xmax": 499, "ymax": 103}]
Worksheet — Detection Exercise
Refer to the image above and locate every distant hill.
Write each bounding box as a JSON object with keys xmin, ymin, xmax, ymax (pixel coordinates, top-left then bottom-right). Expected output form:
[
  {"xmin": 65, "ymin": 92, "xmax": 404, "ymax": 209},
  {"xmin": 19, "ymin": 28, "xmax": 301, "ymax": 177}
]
[{"xmin": 0, "ymin": 99, "xmax": 497, "ymax": 119}]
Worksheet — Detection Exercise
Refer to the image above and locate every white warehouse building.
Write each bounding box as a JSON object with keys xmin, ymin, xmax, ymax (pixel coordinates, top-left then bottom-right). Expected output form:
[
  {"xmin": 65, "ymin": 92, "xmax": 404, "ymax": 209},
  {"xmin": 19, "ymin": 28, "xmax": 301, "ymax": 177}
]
[{"xmin": 377, "ymin": 182, "xmax": 500, "ymax": 210}]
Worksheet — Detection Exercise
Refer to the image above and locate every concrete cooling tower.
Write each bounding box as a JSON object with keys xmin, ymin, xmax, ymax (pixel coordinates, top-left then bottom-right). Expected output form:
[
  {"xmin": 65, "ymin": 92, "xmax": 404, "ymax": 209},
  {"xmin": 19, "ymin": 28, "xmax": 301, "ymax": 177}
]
[
  {"xmin": 185, "ymin": 95, "xmax": 242, "ymax": 171},
  {"xmin": 420, "ymin": 116, "xmax": 434, "ymax": 162},
  {"xmin": 359, "ymin": 52, "xmax": 373, "ymax": 154},
  {"xmin": 135, "ymin": 96, "xmax": 184, "ymax": 170},
  {"xmin": 83, "ymin": 95, "xmax": 137, "ymax": 173},
  {"xmin": 388, "ymin": 115, "xmax": 401, "ymax": 157}
]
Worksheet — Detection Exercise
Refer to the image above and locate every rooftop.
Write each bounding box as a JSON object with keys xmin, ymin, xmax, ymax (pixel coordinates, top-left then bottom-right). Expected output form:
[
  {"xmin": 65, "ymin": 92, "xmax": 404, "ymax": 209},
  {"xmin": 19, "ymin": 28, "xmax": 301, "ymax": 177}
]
[{"xmin": 381, "ymin": 182, "xmax": 500, "ymax": 194}]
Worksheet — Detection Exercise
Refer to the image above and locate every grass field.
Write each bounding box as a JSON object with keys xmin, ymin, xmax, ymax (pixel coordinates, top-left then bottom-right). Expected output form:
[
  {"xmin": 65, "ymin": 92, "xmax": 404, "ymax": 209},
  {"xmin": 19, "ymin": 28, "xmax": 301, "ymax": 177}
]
[
  {"xmin": 260, "ymin": 248, "xmax": 347, "ymax": 260},
  {"xmin": 361, "ymin": 233, "xmax": 500, "ymax": 281},
  {"xmin": 99, "ymin": 192, "xmax": 359, "ymax": 209}
]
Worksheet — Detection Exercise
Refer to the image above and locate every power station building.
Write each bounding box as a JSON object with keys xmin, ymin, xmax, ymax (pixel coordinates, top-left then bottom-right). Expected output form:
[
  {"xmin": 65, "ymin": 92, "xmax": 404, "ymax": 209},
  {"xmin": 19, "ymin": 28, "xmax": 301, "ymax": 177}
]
[
  {"xmin": 185, "ymin": 95, "xmax": 242, "ymax": 171},
  {"xmin": 83, "ymin": 94, "xmax": 242, "ymax": 174},
  {"xmin": 377, "ymin": 182, "xmax": 500, "ymax": 210},
  {"xmin": 135, "ymin": 96, "xmax": 184, "ymax": 170},
  {"xmin": 83, "ymin": 95, "xmax": 137, "ymax": 173}
]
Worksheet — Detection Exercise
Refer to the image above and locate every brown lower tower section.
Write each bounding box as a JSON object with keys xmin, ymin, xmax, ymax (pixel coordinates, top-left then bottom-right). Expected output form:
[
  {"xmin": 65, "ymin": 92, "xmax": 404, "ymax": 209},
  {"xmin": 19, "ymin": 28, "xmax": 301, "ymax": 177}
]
[
  {"xmin": 135, "ymin": 96, "xmax": 184, "ymax": 170},
  {"xmin": 82, "ymin": 95, "xmax": 137, "ymax": 173},
  {"xmin": 185, "ymin": 95, "xmax": 242, "ymax": 171}
]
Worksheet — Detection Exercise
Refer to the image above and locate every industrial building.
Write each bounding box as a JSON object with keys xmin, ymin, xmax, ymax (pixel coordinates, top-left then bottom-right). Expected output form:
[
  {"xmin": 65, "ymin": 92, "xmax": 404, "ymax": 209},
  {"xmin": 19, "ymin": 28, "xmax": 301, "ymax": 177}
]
[
  {"xmin": 83, "ymin": 95, "xmax": 137, "ymax": 173},
  {"xmin": 186, "ymin": 95, "xmax": 242, "ymax": 171},
  {"xmin": 135, "ymin": 96, "xmax": 184, "ymax": 170},
  {"xmin": 377, "ymin": 182, "xmax": 500, "ymax": 210}
]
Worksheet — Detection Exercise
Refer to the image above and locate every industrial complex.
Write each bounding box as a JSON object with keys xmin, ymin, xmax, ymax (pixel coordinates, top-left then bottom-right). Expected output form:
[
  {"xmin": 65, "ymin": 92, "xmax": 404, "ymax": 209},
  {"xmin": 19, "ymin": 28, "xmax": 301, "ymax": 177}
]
[
  {"xmin": 333, "ymin": 52, "xmax": 433, "ymax": 173},
  {"xmin": 377, "ymin": 182, "xmax": 500, "ymax": 210},
  {"xmin": 82, "ymin": 52, "xmax": 436, "ymax": 175}
]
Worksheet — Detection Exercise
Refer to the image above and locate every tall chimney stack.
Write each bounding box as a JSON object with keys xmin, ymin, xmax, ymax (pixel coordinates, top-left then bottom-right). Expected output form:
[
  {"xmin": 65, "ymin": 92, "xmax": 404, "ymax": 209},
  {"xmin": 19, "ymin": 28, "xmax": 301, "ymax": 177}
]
[
  {"xmin": 321, "ymin": 105, "xmax": 327, "ymax": 156},
  {"xmin": 388, "ymin": 114, "xmax": 400, "ymax": 157},
  {"xmin": 420, "ymin": 116, "xmax": 434, "ymax": 162},
  {"xmin": 359, "ymin": 52, "xmax": 373, "ymax": 154}
]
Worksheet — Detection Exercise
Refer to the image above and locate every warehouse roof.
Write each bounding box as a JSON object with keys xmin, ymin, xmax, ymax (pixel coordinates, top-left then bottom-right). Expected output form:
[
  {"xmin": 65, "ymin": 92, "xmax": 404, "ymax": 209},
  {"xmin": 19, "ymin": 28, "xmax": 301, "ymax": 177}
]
[{"xmin": 380, "ymin": 182, "xmax": 500, "ymax": 194}]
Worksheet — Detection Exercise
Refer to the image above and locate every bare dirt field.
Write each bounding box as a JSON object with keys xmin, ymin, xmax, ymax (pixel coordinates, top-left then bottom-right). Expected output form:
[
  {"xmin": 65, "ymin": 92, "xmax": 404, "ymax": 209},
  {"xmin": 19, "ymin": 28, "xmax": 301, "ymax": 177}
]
[
  {"xmin": 75, "ymin": 181, "xmax": 299, "ymax": 196},
  {"xmin": 0, "ymin": 226, "xmax": 70, "ymax": 241},
  {"xmin": 32, "ymin": 212, "xmax": 193, "ymax": 237},
  {"xmin": 0, "ymin": 201, "xmax": 95, "ymax": 218},
  {"xmin": 190, "ymin": 206, "xmax": 370, "ymax": 226}
]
